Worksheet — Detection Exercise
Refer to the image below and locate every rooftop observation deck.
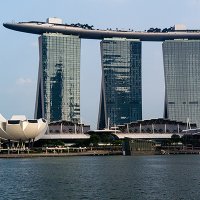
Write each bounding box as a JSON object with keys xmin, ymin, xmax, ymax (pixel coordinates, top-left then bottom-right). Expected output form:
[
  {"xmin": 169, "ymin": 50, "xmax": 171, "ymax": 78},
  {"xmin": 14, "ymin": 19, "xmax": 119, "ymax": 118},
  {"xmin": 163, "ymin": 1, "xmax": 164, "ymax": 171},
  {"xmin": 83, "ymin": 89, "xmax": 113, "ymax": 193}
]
[{"xmin": 3, "ymin": 20, "xmax": 200, "ymax": 41}]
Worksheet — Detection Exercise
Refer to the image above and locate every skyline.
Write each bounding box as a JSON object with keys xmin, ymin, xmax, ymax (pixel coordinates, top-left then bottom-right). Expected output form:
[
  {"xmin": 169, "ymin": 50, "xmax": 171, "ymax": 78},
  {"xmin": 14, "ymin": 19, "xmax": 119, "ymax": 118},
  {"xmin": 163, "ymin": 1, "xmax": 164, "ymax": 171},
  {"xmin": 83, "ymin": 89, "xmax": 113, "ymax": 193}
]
[{"xmin": 1, "ymin": 0, "xmax": 200, "ymax": 128}]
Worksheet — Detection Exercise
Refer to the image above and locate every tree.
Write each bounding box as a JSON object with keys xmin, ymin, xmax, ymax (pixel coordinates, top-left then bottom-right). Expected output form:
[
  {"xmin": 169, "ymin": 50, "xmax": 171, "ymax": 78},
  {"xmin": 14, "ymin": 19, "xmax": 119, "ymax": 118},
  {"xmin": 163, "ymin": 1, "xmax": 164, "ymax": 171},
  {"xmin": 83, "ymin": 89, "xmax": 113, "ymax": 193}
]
[
  {"xmin": 89, "ymin": 134, "xmax": 100, "ymax": 146},
  {"xmin": 171, "ymin": 134, "xmax": 180, "ymax": 144}
]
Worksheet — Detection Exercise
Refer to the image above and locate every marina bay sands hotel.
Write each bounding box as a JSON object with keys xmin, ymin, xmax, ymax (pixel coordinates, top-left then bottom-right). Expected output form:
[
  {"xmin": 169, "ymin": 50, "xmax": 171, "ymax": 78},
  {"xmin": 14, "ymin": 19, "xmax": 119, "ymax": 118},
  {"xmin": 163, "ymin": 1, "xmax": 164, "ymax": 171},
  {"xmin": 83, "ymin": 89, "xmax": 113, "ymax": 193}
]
[{"xmin": 4, "ymin": 18, "xmax": 200, "ymax": 128}]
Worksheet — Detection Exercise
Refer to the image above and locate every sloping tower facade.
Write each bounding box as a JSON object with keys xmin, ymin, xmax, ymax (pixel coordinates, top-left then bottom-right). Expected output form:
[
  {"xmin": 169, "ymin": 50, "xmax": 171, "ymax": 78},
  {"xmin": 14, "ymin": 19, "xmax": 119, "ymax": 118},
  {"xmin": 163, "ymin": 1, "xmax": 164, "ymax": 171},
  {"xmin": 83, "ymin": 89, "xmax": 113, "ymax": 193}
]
[
  {"xmin": 163, "ymin": 40, "xmax": 200, "ymax": 127},
  {"xmin": 34, "ymin": 33, "xmax": 81, "ymax": 123},
  {"xmin": 98, "ymin": 38, "xmax": 142, "ymax": 129}
]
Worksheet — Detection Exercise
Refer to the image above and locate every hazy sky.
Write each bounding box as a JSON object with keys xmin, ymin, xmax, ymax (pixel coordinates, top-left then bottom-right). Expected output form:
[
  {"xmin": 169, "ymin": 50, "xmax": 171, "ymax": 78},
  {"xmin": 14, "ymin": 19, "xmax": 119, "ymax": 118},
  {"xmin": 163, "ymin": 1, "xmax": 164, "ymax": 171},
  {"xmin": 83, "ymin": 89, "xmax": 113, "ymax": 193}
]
[{"xmin": 1, "ymin": 0, "xmax": 200, "ymax": 128}]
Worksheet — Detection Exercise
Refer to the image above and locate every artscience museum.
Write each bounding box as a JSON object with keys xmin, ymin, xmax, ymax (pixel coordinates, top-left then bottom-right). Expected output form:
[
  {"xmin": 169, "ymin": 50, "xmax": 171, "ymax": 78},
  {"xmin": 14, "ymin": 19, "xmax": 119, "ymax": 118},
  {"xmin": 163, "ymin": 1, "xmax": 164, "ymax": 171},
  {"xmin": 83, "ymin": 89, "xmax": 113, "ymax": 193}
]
[{"xmin": 0, "ymin": 114, "xmax": 47, "ymax": 141}]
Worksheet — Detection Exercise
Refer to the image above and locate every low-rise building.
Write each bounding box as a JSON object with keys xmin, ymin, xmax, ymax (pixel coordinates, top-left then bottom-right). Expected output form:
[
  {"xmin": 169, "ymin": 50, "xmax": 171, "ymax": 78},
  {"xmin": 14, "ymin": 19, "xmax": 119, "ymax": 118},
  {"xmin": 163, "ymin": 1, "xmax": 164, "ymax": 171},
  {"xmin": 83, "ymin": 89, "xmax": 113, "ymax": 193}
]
[{"xmin": 47, "ymin": 120, "xmax": 90, "ymax": 134}]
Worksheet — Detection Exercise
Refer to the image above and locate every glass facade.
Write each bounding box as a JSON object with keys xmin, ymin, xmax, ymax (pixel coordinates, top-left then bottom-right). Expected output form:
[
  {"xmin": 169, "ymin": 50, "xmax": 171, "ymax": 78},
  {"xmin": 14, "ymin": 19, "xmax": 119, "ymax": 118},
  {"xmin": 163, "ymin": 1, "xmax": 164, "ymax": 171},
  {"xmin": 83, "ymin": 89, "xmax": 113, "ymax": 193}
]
[
  {"xmin": 35, "ymin": 33, "xmax": 80, "ymax": 123},
  {"xmin": 98, "ymin": 38, "xmax": 142, "ymax": 129},
  {"xmin": 163, "ymin": 40, "xmax": 200, "ymax": 127}
]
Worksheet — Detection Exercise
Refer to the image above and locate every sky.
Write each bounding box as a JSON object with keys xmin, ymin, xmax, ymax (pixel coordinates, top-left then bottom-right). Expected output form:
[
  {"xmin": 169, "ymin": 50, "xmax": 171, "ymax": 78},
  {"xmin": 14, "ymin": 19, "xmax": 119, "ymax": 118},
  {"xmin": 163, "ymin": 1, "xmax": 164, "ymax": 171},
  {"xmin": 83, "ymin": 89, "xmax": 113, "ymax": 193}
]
[{"xmin": 1, "ymin": 0, "xmax": 200, "ymax": 129}]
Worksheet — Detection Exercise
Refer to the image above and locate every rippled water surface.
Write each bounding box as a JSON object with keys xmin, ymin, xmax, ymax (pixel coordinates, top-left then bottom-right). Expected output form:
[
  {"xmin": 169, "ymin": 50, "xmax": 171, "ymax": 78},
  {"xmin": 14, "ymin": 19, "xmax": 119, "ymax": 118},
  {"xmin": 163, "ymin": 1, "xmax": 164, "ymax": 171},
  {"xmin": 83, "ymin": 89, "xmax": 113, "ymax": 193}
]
[{"xmin": 0, "ymin": 155, "xmax": 200, "ymax": 200}]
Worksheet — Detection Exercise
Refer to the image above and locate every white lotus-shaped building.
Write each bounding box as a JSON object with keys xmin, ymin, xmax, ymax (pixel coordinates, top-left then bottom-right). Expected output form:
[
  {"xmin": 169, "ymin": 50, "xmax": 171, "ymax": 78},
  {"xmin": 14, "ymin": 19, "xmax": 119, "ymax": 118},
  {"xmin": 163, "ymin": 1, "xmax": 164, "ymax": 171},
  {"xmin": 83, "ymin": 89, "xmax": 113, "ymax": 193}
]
[{"xmin": 0, "ymin": 114, "xmax": 47, "ymax": 141}]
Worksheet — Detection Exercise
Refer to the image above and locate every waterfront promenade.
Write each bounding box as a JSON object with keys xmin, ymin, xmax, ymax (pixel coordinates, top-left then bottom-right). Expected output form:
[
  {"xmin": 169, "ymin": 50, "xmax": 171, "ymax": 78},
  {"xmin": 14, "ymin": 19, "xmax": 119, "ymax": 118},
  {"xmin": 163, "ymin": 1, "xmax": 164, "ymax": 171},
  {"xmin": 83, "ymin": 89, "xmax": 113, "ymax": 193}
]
[
  {"xmin": 0, "ymin": 147, "xmax": 122, "ymax": 158},
  {"xmin": 1, "ymin": 146, "xmax": 200, "ymax": 158}
]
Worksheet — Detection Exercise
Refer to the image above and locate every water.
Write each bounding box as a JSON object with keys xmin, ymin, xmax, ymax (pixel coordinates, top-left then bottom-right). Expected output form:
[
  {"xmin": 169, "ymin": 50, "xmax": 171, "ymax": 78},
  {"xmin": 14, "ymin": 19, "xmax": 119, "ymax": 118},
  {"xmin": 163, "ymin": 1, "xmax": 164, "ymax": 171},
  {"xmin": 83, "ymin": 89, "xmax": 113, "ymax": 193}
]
[{"xmin": 0, "ymin": 155, "xmax": 200, "ymax": 200}]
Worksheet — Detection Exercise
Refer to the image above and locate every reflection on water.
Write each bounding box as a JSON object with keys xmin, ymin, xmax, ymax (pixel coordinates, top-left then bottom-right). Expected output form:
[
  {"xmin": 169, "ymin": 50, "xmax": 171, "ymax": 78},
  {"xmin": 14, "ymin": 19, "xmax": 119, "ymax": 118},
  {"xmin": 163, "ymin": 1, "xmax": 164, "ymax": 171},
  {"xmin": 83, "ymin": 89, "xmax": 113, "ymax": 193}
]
[{"xmin": 0, "ymin": 155, "xmax": 200, "ymax": 200}]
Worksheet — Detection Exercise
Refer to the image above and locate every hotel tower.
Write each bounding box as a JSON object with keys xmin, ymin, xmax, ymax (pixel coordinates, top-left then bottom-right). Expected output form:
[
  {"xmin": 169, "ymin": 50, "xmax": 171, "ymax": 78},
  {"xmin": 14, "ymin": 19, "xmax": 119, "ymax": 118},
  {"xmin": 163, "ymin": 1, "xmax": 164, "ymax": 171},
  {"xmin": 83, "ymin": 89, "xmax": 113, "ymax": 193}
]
[
  {"xmin": 163, "ymin": 40, "xmax": 200, "ymax": 127},
  {"xmin": 34, "ymin": 33, "xmax": 81, "ymax": 123},
  {"xmin": 98, "ymin": 38, "xmax": 142, "ymax": 129}
]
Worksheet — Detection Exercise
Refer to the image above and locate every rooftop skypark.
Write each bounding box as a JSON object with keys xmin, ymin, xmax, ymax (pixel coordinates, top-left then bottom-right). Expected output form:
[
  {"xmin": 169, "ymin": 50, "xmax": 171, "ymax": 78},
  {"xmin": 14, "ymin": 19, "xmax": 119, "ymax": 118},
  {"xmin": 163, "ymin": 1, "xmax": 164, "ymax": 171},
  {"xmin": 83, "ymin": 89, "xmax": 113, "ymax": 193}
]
[{"xmin": 3, "ymin": 18, "xmax": 200, "ymax": 41}]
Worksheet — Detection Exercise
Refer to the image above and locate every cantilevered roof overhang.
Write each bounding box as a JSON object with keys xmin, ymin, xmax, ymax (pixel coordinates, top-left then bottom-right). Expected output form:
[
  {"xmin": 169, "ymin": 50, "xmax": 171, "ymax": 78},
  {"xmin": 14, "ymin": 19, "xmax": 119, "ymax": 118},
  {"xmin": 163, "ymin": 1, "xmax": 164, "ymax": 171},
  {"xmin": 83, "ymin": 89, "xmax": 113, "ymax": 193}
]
[{"xmin": 3, "ymin": 22, "xmax": 200, "ymax": 41}]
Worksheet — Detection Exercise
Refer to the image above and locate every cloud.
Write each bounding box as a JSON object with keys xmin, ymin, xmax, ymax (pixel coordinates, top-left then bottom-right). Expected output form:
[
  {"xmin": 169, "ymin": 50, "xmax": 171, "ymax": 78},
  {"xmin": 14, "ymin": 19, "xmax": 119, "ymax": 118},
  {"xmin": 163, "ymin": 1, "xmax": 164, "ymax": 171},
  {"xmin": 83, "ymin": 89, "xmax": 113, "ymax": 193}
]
[{"xmin": 16, "ymin": 78, "xmax": 33, "ymax": 85}]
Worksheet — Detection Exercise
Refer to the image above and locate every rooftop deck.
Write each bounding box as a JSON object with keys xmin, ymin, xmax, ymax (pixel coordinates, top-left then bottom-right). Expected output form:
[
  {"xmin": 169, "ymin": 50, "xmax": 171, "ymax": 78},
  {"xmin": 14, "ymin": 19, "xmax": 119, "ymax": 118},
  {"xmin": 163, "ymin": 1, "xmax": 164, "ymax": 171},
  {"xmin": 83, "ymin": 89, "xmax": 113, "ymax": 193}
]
[{"xmin": 4, "ymin": 21, "xmax": 200, "ymax": 41}]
